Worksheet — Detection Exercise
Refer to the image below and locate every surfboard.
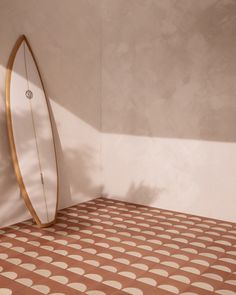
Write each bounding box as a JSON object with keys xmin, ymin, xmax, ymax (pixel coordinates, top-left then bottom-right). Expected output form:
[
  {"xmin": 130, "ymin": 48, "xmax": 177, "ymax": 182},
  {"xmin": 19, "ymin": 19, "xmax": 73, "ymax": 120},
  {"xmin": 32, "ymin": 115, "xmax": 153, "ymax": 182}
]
[{"xmin": 5, "ymin": 35, "xmax": 59, "ymax": 227}]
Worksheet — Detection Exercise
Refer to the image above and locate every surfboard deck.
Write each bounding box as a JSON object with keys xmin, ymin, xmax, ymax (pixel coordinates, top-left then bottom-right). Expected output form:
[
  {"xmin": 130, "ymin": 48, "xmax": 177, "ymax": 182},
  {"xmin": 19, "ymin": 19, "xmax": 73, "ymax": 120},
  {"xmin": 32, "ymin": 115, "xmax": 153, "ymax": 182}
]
[{"xmin": 5, "ymin": 35, "xmax": 59, "ymax": 227}]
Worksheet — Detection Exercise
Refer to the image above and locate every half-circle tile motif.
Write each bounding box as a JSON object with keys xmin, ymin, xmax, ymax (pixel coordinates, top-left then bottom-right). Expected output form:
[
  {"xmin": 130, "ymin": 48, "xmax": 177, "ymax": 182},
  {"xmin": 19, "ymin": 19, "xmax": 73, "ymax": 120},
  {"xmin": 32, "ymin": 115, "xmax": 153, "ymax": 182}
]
[
  {"xmin": 212, "ymin": 265, "xmax": 231, "ymax": 272},
  {"xmin": 95, "ymin": 242, "xmax": 109, "ymax": 248},
  {"xmin": 38, "ymin": 256, "xmax": 53, "ymax": 263},
  {"xmin": 54, "ymin": 239, "xmax": 68, "ymax": 245},
  {"xmin": 119, "ymin": 230, "xmax": 133, "ymax": 236},
  {"xmin": 86, "ymin": 291, "xmax": 106, "ymax": 295},
  {"xmin": 68, "ymin": 283, "xmax": 87, "ymax": 292},
  {"xmin": 200, "ymin": 252, "xmax": 217, "ymax": 259},
  {"xmin": 131, "ymin": 263, "xmax": 149, "ymax": 271},
  {"xmin": 98, "ymin": 253, "xmax": 113, "ymax": 259},
  {"xmin": 147, "ymin": 239, "xmax": 162, "ymax": 245},
  {"xmin": 216, "ymin": 240, "xmax": 232, "ymax": 246},
  {"xmin": 144, "ymin": 256, "xmax": 160, "ymax": 263},
  {"xmin": 207, "ymin": 246, "xmax": 225, "ymax": 253},
  {"xmin": 126, "ymin": 251, "xmax": 142, "ymax": 257},
  {"xmin": 103, "ymin": 280, "xmax": 122, "ymax": 289},
  {"xmin": 155, "ymin": 249, "xmax": 170, "ymax": 256},
  {"xmin": 171, "ymin": 254, "xmax": 189, "ymax": 261},
  {"xmin": 69, "ymin": 244, "xmax": 82, "ymax": 250},
  {"xmin": 0, "ymin": 254, "xmax": 8, "ymax": 260},
  {"xmin": 192, "ymin": 282, "xmax": 214, "ymax": 291},
  {"xmin": 85, "ymin": 273, "xmax": 103, "ymax": 282},
  {"xmin": 41, "ymin": 246, "xmax": 54, "ymax": 251},
  {"xmin": 149, "ymin": 268, "xmax": 169, "ymax": 277},
  {"xmin": 84, "ymin": 260, "xmax": 100, "ymax": 267},
  {"xmin": 51, "ymin": 261, "xmax": 68, "ymax": 269},
  {"xmin": 110, "ymin": 246, "xmax": 125, "ymax": 252},
  {"xmin": 43, "ymin": 235, "xmax": 55, "ymax": 241},
  {"xmin": 50, "ymin": 276, "xmax": 69, "ymax": 284},
  {"xmin": 67, "ymin": 267, "xmax": 85, "ymax": 275},
  {"xmin": 32, "ymin": 285, "xmax": 50, "ymax": 294},
  {"xmin": 123, "ymin": 241, "xmax": 137, "ymax": 247},
  {"xmin": 219, "ymin": 257, "xmax": 236, "ymax": 264},
  {"xmin": 16, "ymin": 278, "xmax": 33, "ymax": 287},
  {"xmin": 164, "ymin": 243, "xmax": 179, "ymax": 249},
  {"xmin": 137, "ymin": 245, "xmax": 152, "ymax": 251},
  {"xmin": 34, "ymin": 269, "xmax": 52, "ymax": 277},
  {"xmin": 119, "ymin": 271, "xmax": 136, "ymax": 279},
  {"xmin": 137, "ymin": 277, "xmax": 157, "ymax": 286},
  {"xmin": 122, "ymin": 287, "xmax": 143, "ymax": 295},
  {"xmin": 225, "ymin": 280, "xmax": 236, "ymax": 286},
  {"xmin": 180, "ymin": 266, "xmax": 200, "ymax": 275},
  {"xmin": 68, "ymin": 255, "xmax": 83, "ymax": 261},
  {"xmin": 7, "ymin": 258, "xmax": 22, "ymax": 265},
  {"xmin": 158, "ymin": 285, "xmax": 179, "ymax": 294},
  {"xmin": 1, "ymin": 272, "xmax": 17, "ymax": 280},
  {"xmin": 190, "ymin": 242, "xmax": 206, "ymax": 248},
  {"xmin": 215, "ymin": 290, "xmax": 236, "ymax": 295},
  {"xmin": 202, "ymin": 273, "xmax": 223, "ymax": 281},
  {"xmin": 80, "ymin": 238, "xmax": 95, "ymax": 244},
  {"xmin": 0, "ymin": 289, "xmax": 12, "ymax": 295},
  {"xmin": 82, "ymin": 248, "xmax": 97, "ymax": 254},
  {"xmin": 20, "ymin": 263, "xmax": 36, "ymax": 271},
  {"xmin": 11, "ymin": 246, "xmax": 25, "ymax": 253},
  {"xmin": 170, "ymin": 275, "xmax": 190, "ymax": 284},
  {"xmin": 161, "ymin": 261, "xmax": 179, "ymax": 268},
  {"xmin": 191, "ymin": 259, "xmax": 209, "ymax": 266},
  {"xmin": 107, "ymin": 236, "xmax": 121, "ymax": 242},
  {"xmin": 100, "ymin": 265, "xmax": 117, "ymax": 273},
  {"xmin": 114, "ymin": 258, "xmax": 130, "ymax": 265},
  {"xmin": 31, "ymin": 232, "xmax": 42, "ymax": 237},
  {"xmin": 182, "ymin": 248, "xmax": 198, "ymax": 254}
]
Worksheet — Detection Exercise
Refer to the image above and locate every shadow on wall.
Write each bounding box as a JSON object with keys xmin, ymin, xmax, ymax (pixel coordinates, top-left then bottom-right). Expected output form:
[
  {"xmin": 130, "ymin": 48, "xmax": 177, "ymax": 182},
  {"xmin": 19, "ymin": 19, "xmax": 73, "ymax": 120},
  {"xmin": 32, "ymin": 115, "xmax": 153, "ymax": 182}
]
[
  {"xmin": 0, "ymin": 88, "xmax": 30, "ymax": 225},
  {"xmin": 0, "ymin": 0, "xmax": 102, "ymax": 226},
  {"xmin": 47, "ymin": 103, "xmax": 72, "ymax": 210},
  {"xmin": 0, "ymin": 86, "xmax": 101, "ymax": 227},
  {"xmin": 0, "ymin": 0, "xmax": 101, "ymax": 136},
  {"xmin": 65, "ymin": 146, "xmax": 102, "ymax": 202},
  {"xmin": 104, "ymin": 182, "xmax": 164, "ymax": 207},
  {"xmin": 124, "ymin": 182, "xmax": 164, "ymax": 205}
]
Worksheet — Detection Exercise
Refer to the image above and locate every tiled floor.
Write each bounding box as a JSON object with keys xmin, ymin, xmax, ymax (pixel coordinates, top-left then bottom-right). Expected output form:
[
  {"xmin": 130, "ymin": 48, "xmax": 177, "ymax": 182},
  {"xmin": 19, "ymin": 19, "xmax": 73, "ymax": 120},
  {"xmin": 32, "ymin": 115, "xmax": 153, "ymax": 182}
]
[{"xmin": 0, "ymin": 197, "xmax": 236, "ymax": 295}]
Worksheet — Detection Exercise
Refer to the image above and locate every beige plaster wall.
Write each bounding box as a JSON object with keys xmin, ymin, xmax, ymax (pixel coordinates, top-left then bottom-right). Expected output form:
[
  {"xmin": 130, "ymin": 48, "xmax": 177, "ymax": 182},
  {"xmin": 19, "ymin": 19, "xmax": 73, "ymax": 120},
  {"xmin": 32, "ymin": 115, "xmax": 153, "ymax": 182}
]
[
  {"xmin": 101, "ymin": 0, "xmax": 236, "ymax": 221},
  {"xmin": 1, "ymin": 0, "xmax": 236, "ymax": 226},
  {"xmin": 0, "ymin": 0, "xmax": 102, "ymax": 227}
]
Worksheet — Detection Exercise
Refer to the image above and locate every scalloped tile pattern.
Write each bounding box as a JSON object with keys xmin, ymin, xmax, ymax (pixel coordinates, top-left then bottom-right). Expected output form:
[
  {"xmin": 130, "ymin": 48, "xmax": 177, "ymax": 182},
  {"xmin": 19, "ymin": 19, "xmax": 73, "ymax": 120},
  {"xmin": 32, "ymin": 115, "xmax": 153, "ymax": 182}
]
[{"xmin": 0, "ymin": 197, "xmax": 236, "ymax": 294}]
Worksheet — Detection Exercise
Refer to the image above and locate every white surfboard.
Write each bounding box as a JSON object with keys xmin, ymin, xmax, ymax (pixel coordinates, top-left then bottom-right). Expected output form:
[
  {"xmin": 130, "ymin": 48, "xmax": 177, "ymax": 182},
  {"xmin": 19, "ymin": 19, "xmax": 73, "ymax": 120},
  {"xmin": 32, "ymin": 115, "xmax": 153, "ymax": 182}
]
[{"xmin": 6, "ymin": 35, "xmax": 58, "ymax": 227}]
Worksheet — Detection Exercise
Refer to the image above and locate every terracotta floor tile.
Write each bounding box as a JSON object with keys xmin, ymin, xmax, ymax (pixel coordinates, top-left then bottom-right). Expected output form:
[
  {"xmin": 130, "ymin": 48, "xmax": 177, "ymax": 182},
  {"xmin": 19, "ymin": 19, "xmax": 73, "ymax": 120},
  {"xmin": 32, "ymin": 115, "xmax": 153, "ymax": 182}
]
[{"xmin": 0, "ymin": 197, "xmax": 236, "ymax": 295}]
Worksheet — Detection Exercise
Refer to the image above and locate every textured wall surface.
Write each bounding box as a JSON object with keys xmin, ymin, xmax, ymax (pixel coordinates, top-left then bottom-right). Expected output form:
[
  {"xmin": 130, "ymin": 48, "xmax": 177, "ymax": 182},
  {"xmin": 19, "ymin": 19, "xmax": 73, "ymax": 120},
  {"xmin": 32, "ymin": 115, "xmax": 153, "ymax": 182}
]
[
  {"xmin": 101, "ymin": 0, "xmax": 236, "ymax": 221},
  {"xmin": 0, "ymin": 0, "xmax": 102, "ymax": 227}
]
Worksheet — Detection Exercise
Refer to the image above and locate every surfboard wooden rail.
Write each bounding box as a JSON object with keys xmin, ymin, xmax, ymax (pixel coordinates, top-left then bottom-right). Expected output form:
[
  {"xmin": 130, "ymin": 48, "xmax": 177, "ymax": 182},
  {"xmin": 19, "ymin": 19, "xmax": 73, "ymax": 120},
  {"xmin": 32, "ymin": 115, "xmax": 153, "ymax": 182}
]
[{"xmin": 5, "ymin": 35, "xmax": 59, "ymax": 227}]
